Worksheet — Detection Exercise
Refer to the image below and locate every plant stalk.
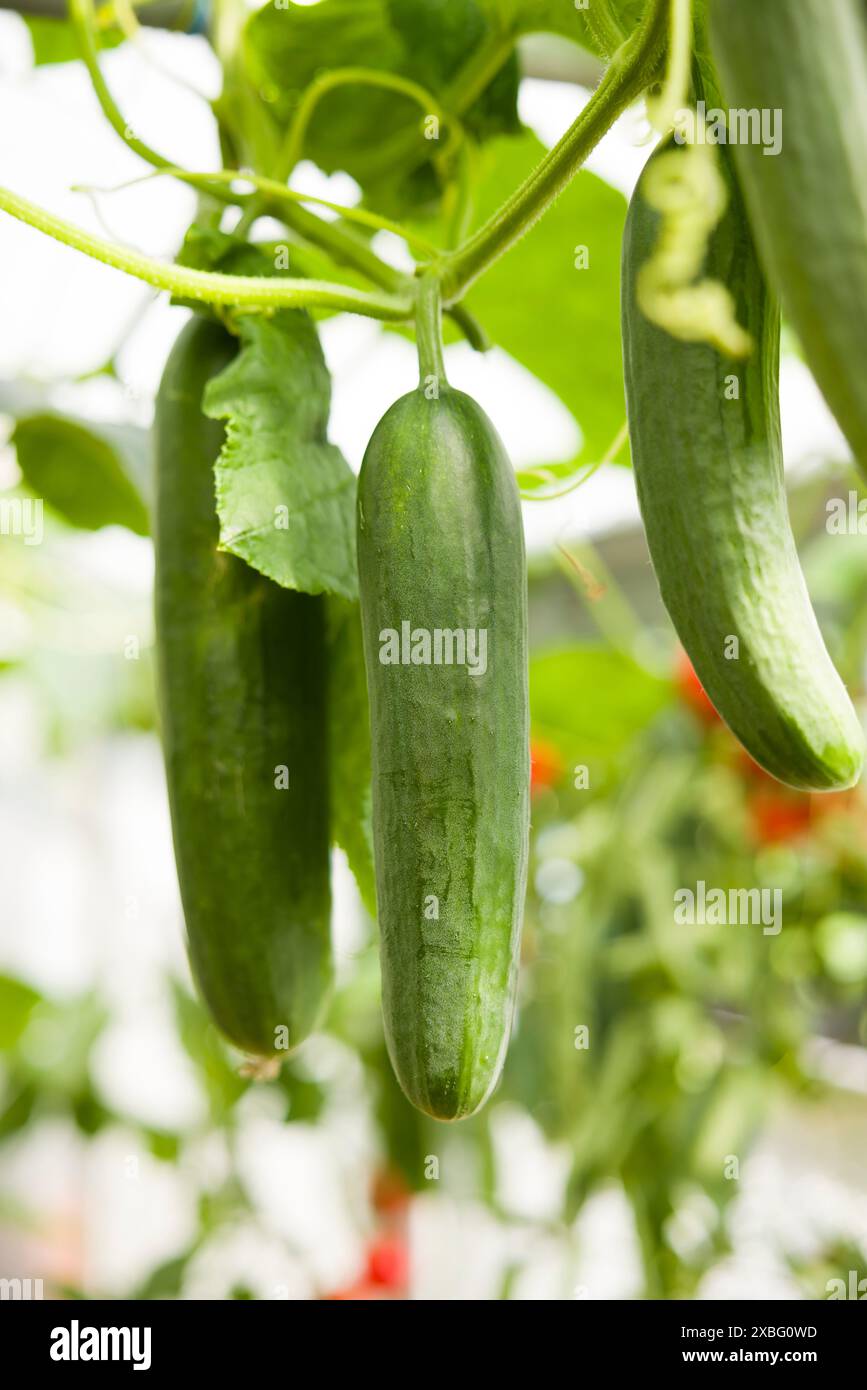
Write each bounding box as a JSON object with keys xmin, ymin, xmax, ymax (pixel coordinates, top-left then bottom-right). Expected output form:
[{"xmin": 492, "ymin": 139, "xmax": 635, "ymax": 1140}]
[
  {"xmin": 415, "ymin": 274, "xmax": 447, "ymax": 385},
  {"xmin": 438, "ymin": 0, "xmax": 670, "ymax": 301},
  {"xmin": 0, "ymin": 185, "xmax": 413, "ymax": 319}
]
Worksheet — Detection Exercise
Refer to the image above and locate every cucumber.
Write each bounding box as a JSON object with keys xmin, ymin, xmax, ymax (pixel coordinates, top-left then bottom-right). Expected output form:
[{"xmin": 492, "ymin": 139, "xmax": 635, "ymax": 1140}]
[
  {"xmin": 710, "ymin": 0, "xmax": 867, "ymax": 473},
  {"xmin": 155, "ymin": 314, "xmax": 332, "ymax": 1057},
  {"xmin": 357, "ymin": 383, "xmax": 529, "ymax": 1121},
  {"xmin": 622, "ymin": 141, "xmax": 864, "ymax": 791}
]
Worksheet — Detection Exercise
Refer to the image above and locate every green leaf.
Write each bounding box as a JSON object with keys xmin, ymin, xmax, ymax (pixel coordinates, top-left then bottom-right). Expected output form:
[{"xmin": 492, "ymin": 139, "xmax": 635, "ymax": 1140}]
[
  {"xmin": 0, "ymin": 1080, "xmax": 37, "ymax": 1143},
  {"xmin": 0, "ymin": 975, "xmax": 41, "ymax": 1051},
  {"xmin": 133, "ymin": 1249, "xmax": 197, "ymax": 1301},
  {"xmin": 177, "ymin": 222, "xmax": 372, "ymax": 315},
  {"xmin": 71, "ymin": 1084, "xmax": 112, "ymax": 1136},
  {"xmin": 20, "ymin": 993, "xmax": 108, "ymax": 1099},
  {"xmin": 197, "ymin": 1176, "xmax": 252, "ymax": 1234},
  {"xmin": 463, "ymin": 133, "xmax": 630, "ymax": 469},
  {"xmin": 170, "ymin": 982, "xmax": 247, "ymax": 1120},
  {"xmin": 25, "ymin": 17, "xmax": 123, "ymax": 66},
  {"xmin": 243, "ymin": 0, "xmax": 519, "ymax": 211},
  {"xmin": 50, "ymin": 995, "xmax": 109, "ymax": 1091},
  {"xmin": 12, "ymin": 413, "xmax": 150, "ymax": 535},
  {"xmin": 176, "ymin": 225, "xmax": 281, "ymax": 281},
  {"xmin": 479, "ymin": 0, "xmax": 646, "ymax": 51},
  {"xmin": 327, "ymin": 597, "xmax": 376, "ymax": 914},
  {"xmin": 385, "ymin": 0, "xmax": 520, "ymax": 142},
  {"xmin": 245, "ymin": 0, "xmax": 401, "ymax": 125},
  {"xmin": 203, "ymin": 312, "xmax": 357, "ymax": 599},
  {"xmin": 480, "ymin": 0, "xmax": 597, "ymax": 47},
  {"xmin": 275, "ymin": 1062, "xmax": 326, "ymax": 1122},
  {"xmin": 530, "ymin": 646, "xmax": 669, "ymax": 764},
  {"xmin": 144, "ymin": 1129, "xmax": 181, "ymax": 1162}
]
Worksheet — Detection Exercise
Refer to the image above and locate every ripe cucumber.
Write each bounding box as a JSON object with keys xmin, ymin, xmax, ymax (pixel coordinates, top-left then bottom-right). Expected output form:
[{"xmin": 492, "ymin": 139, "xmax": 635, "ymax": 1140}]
[
  {"xmin": 357, "ymin": 383, "xmax": 529, "ymax": 1121},
  {"xmin": 710, "ymin": 0, "xmax": 867, "ymax": 472},
  {"xmin": 622, "ymin": 143, "xmax": 864, "ymax": 791},
  {"xmin": 155, "ymin": 314, "xmax": 332, "ymax": 1056}
]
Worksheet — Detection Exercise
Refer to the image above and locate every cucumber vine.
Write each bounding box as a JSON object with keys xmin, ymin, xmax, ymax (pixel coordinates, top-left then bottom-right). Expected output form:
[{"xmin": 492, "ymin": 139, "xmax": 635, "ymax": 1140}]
[{"xmin": 0, "ymin": 0, "xmax": 674, "ymax": 334}]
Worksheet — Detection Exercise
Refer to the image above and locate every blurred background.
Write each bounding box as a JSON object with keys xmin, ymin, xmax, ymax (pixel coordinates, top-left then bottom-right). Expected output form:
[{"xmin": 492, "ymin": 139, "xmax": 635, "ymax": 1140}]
[{"xmin": 1, "ymin": 11, "xmax": 867, "ymax": 1301}]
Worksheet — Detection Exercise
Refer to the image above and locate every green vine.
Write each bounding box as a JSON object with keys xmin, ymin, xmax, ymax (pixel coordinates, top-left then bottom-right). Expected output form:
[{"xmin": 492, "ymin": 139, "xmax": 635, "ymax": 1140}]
[
  {"xmin": 276, "ymin": 67, "xmax": 460, "ymax": 181},
  {"xmin": 69, "ymin": 0, "xmax": 415, "ymax": 296},
  {"xmin": 445, "ymin": 29, "xmax": 515, "ymax": 115},
  {"xmin": 76, "ymin": 167, "xmax": 439, "ymax": 258},
  {"xmin": 69, "ymin": 0, "xmax": 226, "ymax": 202},
  {"xmin": 647, "ymin": 0, "xmax": 694, "ymax": 133},
  {"xmin": 438, "ymin": 0, "xmax": 670, "ymax": 301},
  {"xmin": 0, "ymin": 185, "xmax": 412, "ymax": 320},
  {"xmin": 584, "ymin": 0, "xmax": 629, "ymax": 59},
  {"xmin": 0, "ymin": 0, "xmax": 675, "ymax": 329}
]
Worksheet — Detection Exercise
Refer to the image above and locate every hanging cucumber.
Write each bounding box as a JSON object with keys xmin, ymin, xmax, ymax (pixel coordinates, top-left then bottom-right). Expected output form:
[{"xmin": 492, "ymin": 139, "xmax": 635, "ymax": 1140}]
[
  {"xmin": 357, "ymin": 280, "xmax": 529, "ymax": 1121},
  {"xmin": 155, "ymin": 314, "xmax": 332, "ymax": 1057},
  {"xmin": 709, "ymin": 0, "xmax": 867, "ymax": 474},
  {"xmin": 622, "ymin": 141, "xmax": 864, "ymax": 791}
]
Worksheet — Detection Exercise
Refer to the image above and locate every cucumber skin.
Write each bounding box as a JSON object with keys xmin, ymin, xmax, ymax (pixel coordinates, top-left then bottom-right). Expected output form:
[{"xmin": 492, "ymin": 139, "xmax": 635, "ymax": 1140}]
[
  {"xmin": 622, "ymin": 147, "xmax": 864, "ymax": 792},
  {"xmin": 710, "ymin": 0, "xmax": 867, "ymax": 473},
  {"xmin": 357, "ymin": 387, "xmax": 529, "ymax": 1121},
  {"xmin": 155, "ymin": 315, "xmax": 332, "ymax": 1056}
]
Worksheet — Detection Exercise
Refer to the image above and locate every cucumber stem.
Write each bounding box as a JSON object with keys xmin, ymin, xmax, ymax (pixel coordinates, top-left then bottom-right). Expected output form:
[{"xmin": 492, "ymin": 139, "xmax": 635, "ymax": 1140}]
[{"xmin": 415, "ymin": 274, "xmax": 447, "ymax": 387}]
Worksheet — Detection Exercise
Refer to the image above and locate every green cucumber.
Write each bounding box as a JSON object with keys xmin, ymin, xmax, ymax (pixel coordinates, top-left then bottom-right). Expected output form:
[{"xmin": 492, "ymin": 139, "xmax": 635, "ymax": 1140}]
[
  {"xmin": 357, "ymin": 365, "xmax": 529, "ymax": 1121},
  {"xmin": 622, "ymin": 141, "xmax": 864, "ymax": 791},
  {"xmin": 710, "ymin": 0, "xmax": 867, "ymax": 473},
  {"xmin": 155, "ymin": 314, "xmax": 332, "ymax": 1056}
]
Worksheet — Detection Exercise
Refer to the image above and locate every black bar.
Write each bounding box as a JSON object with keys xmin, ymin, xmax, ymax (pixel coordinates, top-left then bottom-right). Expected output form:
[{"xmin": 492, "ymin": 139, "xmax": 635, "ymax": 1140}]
[{"xmin": 4, "ymin": 1296, "xmax": 864, "ymax": 1372}]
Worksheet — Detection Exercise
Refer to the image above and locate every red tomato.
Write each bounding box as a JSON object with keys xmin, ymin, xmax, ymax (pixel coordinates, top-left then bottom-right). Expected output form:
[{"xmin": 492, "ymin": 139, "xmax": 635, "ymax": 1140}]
[
  {"xmin": 366, "ymin": 1236, "xmax": 409, "ymax": 1290},
  {"xmin": 530, "ymin": 737, "xmax": 563, "ymax": 794},
  {"xmin": 739, "ymin": 750, "xmax": 859, "ymax": 844},
  {"xmin": 675, "ymin": 649, "xmax": 721, "ymax": 725},
  {"xmin": 748, "ymin": 793, "xmax": 813, "ymax": 844}
]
